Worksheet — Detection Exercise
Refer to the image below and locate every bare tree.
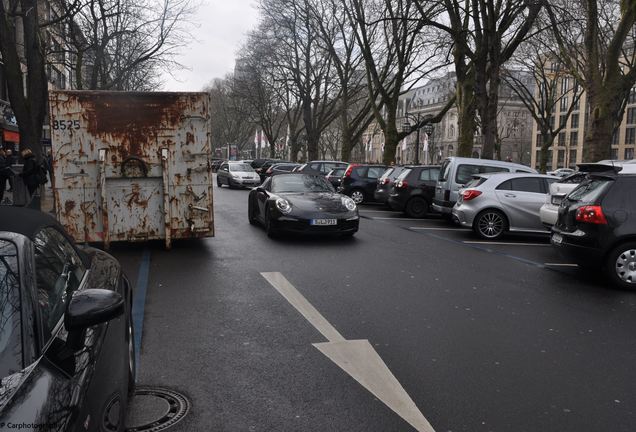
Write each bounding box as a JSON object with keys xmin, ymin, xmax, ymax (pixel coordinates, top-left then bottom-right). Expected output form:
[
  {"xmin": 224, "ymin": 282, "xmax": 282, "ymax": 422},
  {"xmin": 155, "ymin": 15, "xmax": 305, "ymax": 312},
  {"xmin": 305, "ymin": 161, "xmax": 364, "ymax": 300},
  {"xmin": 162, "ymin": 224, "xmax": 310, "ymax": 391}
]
[
  {"xmin": 59, "ymin": 0, "xmax": 194, "ymax": 90},
  {"xmin": 346, "ymin": 0, "xmax": 454, "ymax": 165},
  {"xmin": 206, "ymin": 76, "xmax": 254, "ymax": 157},
  {"xmin": 503, "ymin": 41, "xmax": 583, "ymax": 172},
  {"xmin": 546, "ymin": 0, "xmax": 636, "ymax": 162},
  {"xmin": 0, "ymin": 0, "xmax": 52, "ymax": 159}
]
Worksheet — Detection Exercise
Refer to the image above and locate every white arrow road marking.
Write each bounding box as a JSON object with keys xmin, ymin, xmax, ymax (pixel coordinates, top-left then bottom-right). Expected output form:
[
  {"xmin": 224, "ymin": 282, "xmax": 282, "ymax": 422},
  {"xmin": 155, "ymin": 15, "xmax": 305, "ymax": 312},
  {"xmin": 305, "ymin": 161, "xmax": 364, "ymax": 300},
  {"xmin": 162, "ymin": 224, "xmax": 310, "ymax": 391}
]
[{"xmin": 261, "ymin": 272, "xmax": 436, "ymax": 432}]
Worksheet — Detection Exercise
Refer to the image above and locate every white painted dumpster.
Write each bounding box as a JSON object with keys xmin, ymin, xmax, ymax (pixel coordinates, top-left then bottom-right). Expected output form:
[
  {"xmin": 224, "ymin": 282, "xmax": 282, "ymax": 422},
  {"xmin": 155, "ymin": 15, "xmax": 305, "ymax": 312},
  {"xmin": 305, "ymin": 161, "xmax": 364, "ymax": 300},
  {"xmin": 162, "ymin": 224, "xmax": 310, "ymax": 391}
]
[{"xmin": 49, "ymin": 91, "xmax": 214, "ymax": 248}]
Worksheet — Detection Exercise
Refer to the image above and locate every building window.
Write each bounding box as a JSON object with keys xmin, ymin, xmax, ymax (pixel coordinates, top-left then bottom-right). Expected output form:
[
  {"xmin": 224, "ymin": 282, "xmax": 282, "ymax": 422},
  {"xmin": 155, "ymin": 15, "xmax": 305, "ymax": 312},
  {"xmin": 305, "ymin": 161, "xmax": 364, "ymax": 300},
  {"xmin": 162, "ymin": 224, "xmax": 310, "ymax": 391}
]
[
  {"xmin": 560, "ymin": 96, "xmax": 568, "ymax": 111},
  {"xmin": 559, "ymin": 114, "xmax": 567, "ymax": 128},
  {"xmin": 613, "ymin": 129, "xmax": 620, "ymax": 145},
  {"xmin": 626, "ymin": 127, "xmax": 636, "ymax": 145},
  {"xmin": 573, "ymin": 98, "xmax": 580, "ymax": 111},
  {"xmin": 611, "ymin": 148, "xmax": 619, "ymax": 160},
  {"xmin": 569, "ymin": 131, "xmax": 578, "ymax": 147},
  {"xmin": 630, "ymin": 88, "xmax": 636, "ymax": 104},
  {"xmin": 557, "ymin": 149, "xmax": 565, "ymax": 166},
  {"xmin": 561, "ymin": 77, "xmax": 569, "ymax": 94},
  {"xmin": 570, "ymin": 113, "xmax": 579, "ymax": 129},
  {"xmin": 628, "ymin": 108, "xmax": 636, "ymax": 125},
  {"xmin": 558, "ymin": 132, "xmax": 566, "ymax": 146},
  {"xmin": 625, "ymin": 147, "xmax": 634, "ymax": 160},
  {"xmin": 569, "ymin": 149, "xmax": 577, "ymax": 166}
]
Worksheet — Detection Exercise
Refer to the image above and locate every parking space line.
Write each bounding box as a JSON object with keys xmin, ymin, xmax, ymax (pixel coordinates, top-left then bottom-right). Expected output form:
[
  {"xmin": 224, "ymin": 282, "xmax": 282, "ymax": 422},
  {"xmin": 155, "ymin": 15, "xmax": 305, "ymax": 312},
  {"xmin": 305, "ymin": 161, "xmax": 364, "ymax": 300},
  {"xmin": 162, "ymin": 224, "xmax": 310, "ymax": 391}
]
[
  {"xmin": 544, "ymin": 263, "xmax": 579, "ymax": 267},
  {"xmin": 463, "ymin": 241, "xmax": 550, "ymax": 246},
  {"xmin": 132, "ymin": 248, "xmax": 151, "ymax": 376},
  {"xmin": 409, "ymin": 227, "xmax": 467, "ymax": 231}
]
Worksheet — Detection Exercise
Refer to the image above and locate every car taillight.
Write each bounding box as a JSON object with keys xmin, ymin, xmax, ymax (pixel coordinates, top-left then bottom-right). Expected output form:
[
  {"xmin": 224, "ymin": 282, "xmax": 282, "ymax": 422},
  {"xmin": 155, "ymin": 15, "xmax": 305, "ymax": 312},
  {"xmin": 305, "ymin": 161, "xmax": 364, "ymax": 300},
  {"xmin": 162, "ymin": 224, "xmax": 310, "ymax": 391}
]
[
  {"xmin": 462, "ymin": 190, "xmax": 482, "ymax": 201},
  {"xmin": 575, "ymin": 205, "xmax": 608, "ymax": 225},
  {"xmin": 382, "ymin": 178, "xmax": 390, "ymax": 185},
  {"xmin": 344, "ymin": 164, "xmax": 358, "ymax": 177},
  {"xmin": 396, "ymin": 180, "xmax": 408, "ymax": 188}
]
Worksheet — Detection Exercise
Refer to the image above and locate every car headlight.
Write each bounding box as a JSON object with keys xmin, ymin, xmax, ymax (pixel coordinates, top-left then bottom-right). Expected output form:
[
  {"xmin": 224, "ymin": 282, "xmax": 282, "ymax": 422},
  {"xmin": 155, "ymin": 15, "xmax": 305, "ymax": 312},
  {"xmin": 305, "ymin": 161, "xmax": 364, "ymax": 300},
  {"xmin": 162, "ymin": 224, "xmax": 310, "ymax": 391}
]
[
  {"xmin": 276, "ymin": 198, "xmax": 292, "ymax": 214},
  {"xmin": 342, "ymin": 197, "xmax": 357, "ymax": 211}
]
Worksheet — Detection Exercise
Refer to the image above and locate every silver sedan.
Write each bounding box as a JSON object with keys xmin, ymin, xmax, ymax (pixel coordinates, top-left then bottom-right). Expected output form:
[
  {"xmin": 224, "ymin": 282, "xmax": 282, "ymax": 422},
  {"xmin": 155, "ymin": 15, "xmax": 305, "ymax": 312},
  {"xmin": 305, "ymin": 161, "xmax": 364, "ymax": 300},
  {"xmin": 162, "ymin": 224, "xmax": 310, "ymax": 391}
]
[{"xmin": 452, "ymin": 173, "xmax": 558, "ymax": 240}]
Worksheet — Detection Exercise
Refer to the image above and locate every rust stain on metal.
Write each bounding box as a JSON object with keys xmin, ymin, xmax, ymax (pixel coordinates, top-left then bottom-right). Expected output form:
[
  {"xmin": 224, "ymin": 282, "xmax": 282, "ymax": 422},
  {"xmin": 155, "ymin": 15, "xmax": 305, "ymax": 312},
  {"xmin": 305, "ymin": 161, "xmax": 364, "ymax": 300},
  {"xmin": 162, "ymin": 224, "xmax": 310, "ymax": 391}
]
[
  {"xmin": 125, "ymin": 184, "xmax": 149, "ymax": 209},
  {"xmin": 186, "ymin": 132, "xmax": 195, "ymax": 144},
  {"xmin": 64, "ymin": 200, "xmax": 76, "ymax": 215}
]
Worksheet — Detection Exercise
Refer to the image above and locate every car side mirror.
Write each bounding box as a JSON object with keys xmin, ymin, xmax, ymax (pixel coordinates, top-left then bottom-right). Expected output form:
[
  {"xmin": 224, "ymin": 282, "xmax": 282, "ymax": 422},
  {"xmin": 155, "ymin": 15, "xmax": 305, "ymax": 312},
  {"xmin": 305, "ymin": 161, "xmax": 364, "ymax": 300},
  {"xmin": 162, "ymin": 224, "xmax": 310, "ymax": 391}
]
[{"xmin": 65, "ymin": 289, "xmax": 124, "ymax": 331}]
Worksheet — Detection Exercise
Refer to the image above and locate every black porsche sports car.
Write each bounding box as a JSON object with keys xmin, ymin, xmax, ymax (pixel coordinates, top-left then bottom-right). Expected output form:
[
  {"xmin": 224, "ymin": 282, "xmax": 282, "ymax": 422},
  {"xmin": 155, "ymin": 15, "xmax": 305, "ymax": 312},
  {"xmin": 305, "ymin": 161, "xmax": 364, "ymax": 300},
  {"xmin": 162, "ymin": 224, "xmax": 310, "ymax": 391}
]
[
  {"xmin": 0, "ymin": 206, "xmax": 135, "ymax": 431},
  {"xmin": 248, "ymin": 173, "xmax": 360, "ymax": 237}
]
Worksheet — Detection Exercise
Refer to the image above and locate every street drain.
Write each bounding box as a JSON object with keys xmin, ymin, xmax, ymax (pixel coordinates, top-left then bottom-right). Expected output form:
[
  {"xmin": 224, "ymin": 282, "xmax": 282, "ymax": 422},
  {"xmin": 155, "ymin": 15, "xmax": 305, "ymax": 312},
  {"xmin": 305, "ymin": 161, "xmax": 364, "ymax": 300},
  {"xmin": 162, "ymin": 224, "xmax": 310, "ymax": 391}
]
[{"xmin": 126, "ymin": 387, "xmax": 190, "ymax": 432}]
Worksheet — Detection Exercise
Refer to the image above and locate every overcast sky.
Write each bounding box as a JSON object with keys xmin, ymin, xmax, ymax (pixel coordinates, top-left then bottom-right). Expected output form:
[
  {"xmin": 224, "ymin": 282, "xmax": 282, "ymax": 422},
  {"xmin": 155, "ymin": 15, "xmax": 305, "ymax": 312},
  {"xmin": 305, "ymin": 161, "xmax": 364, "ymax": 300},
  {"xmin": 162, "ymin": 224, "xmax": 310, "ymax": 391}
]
[{"xmin": 161, "ymin": 0, "xmax": 260, "ymax": 91}]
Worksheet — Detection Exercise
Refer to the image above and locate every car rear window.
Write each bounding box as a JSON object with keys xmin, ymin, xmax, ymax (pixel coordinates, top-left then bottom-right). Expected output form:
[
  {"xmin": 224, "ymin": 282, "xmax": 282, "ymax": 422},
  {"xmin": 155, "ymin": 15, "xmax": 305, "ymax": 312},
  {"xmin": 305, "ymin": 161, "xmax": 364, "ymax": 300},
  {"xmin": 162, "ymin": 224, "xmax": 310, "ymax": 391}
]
[
  {"xmin": 439, "ymin": 159, "xmax": 451, "ymax": 181},
  {"xmin": 396, "ymin": 169, "xmax": 411, "ymax": 181},
  {"xmin": 419, "ymin": 167, "xmax": 440, "ymax": 181},
  {"xmin": 367, "ymin": 167, "xmax": 386, "ymax": 179},
  {"xmin": 566, "ymin": 178, "xmax": 613, "ymax": 203},
  {"xmin": 0, "ymin": 240, "xmax": 22, "ymax": 379},
  {"xmin": 379, "ymin": 168, "xmax": 394, "ymax": 182},
  {"xmin": 456, "ymin": 165, "xmax": 509, "ymax": 185},
  {"xmin": 329, "ymin": 168, "xmax": 345, "ymax": 177},
  {"xmin": 465, "ymin": 177, "xmax": 488, "ymax": 188}
]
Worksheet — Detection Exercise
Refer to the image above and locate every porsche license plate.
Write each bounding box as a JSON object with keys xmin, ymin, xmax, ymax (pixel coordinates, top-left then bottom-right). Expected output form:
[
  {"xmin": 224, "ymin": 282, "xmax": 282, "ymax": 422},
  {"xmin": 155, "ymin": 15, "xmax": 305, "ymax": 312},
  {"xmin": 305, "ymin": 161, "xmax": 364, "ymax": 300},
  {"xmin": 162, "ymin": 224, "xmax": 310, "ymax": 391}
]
[{"xmin": 311, "ymin": 219, "xmax": 337, "ymax": 226}]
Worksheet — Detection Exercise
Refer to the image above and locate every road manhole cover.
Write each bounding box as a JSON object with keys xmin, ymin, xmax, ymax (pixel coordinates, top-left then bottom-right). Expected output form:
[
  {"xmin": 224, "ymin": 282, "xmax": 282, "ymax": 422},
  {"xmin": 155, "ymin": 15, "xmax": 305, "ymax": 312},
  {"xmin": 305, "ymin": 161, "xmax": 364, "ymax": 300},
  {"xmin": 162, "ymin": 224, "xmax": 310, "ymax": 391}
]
[{"xmin": 126, "ymin": 387, "xmax": 190, "ymax": 432}]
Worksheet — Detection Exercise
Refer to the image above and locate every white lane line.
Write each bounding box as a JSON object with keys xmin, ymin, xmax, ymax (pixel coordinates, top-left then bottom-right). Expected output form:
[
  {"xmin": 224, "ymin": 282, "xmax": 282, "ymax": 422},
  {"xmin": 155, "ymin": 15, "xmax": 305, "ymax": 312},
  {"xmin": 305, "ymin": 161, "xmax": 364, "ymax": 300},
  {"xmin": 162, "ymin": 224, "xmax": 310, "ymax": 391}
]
[
  {"xmin": 261, "ymin": 272, "xmax": 345, "ymax": 343},
  {"xmin": 544, "ymin": 263, "xmax": 579, "ymax": 267},
  {"xmin": 463, "ymin": 241, "xmax": 550, "ymax": 246},
  {"xmin": 410, "ymin": 227, "xmax": 467, "ymax": 231},
  {"xmin": 260, "ymin": 272, "xmax": 436, "ymax": 432}
]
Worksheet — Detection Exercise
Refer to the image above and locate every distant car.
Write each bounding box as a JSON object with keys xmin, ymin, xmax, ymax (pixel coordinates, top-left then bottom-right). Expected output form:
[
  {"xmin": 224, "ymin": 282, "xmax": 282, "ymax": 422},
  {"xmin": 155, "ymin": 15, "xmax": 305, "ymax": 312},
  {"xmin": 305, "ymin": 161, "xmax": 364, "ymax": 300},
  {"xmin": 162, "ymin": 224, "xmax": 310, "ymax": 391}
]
[
  {"xmin": 374, "ymin": 166, "xmax": 408, "ymax": 204},
  {"xmin": 551, "ymin": 164, "xmax": 636, "ymax": 289},
  {"xmin": 540, "ymin": 172, "xmax": 588, "ymax": 227},
  {"xmin": 547, "ymin": 168, "xmax": 575, "ymax": 178},
  {"xmin": 297, "ymin": 161, "xmax": 349, "ymax": 176},
  {"xmin": 452, "ymin": 173, "xmax": 557, "ymax": 239},
  {"xmin": 248, "ymin": 173, "xmax": 359, "ymax": 237},
  {"xmin": 339, "ymin": 164, "xmax": 388, "ymax": 204},
  {"xmin": 211, "ymin": 159, "xmax": 224, "ymax": 173},
  {"xmin": 0, "ymin": 207, "xmax": 135, "ymax": 431},
  {"xmin": 326, "ymin": 167, "xmax": 347, "ymax": 189},
  {"xmin": 263, "ymin": 163, "xmax": 301, "ymax": 179},
  {"xmin": 257, "ymin": 160, "xmax": 286, "ymax": 182},
  {"xmin": 388, "ymin": 165, "xmax": 440, "ymax": 218},
  {"xmin": 217, "ymin": 161, "xmax": 261, "ymax": 188},
  {"xmin": 434, "ymin": 157, "xmax": 537, "ymax": 218}
]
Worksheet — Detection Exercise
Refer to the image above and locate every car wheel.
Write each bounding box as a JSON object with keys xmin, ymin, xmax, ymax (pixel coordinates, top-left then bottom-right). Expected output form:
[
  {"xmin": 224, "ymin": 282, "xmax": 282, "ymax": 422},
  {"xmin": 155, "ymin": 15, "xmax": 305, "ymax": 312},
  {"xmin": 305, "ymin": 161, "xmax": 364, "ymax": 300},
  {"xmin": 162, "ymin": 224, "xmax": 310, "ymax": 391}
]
[
  {"xmin": 405, "ymin": 197, "xmax": 430, "ymax": 218},
  {"xmin": 606, "ymin": 242, "xmax": 636, "ymax": 289},
  {"xmin": 265, "ymin": 207, "xmax": 278, "ymax": 238},
  {"xmin": 216, "ymin": 176, "xmax": 222, "ymax": 187},
  {"xmin": 350, "ymin": 189, "xmax": 365, "ymax": 204},
  {"xmin": 474, "ymin": 209, "xmax": 508, "ymax": 240},
  {"xmin": 248, "ymin": 198, "xmax": 258, "ymax": 226}
]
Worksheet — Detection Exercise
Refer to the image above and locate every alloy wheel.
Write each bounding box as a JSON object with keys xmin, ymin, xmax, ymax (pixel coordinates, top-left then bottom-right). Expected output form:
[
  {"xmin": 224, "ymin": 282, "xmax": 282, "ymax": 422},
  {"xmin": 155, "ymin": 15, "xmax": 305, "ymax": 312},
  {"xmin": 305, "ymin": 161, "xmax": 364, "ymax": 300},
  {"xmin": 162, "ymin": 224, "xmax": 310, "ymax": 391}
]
[{"xmin": 477, "ymin": 211, "xmax": 505, "ymax": 239}]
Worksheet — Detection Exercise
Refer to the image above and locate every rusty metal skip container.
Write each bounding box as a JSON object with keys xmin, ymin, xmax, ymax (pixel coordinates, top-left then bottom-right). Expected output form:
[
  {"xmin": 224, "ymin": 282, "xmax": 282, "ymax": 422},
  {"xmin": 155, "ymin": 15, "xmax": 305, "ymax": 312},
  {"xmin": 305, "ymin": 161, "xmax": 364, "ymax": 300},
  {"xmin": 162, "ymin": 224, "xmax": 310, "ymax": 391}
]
[{"xmin": 49, "ymin": 91, "xmax": 214, "ymax": 249}]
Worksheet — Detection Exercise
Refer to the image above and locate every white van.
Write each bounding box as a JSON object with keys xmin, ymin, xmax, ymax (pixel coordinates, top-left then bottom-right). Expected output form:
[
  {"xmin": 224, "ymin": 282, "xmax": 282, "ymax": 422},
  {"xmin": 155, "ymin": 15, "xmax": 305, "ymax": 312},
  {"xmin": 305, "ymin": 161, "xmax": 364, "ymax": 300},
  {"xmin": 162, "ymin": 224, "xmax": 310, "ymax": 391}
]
[{"xmin": 432, "ymin": 157, "xmax": 537, "ymax": 217}]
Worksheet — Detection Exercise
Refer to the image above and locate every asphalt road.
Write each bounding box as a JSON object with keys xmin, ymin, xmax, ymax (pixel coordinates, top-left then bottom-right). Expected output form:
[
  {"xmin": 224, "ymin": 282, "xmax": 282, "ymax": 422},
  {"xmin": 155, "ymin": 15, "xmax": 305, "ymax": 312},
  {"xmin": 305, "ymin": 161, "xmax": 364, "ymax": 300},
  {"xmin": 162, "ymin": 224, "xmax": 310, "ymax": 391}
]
[{"xmin": 112, "ymin": 177, "xmax": 636, "ymax": 432}]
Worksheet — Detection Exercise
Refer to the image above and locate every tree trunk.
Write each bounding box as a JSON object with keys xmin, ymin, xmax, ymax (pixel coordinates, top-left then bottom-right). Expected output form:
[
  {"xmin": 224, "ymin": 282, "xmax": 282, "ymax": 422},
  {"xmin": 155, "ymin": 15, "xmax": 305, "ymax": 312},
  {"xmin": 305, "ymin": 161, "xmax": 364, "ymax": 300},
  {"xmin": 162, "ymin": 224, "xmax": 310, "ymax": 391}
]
[
  {"xmin": 382, "ymin": 108, "xmax": 400, "ymax": 165},
  {"xmin": 540, "ymin": 131, "xmax": 554, "ymax": 173},
  {"xmin": 456, "ymin": 79, "xmax": 476, "ymax": 157},
  {"xmin": 584, "ymin": 91, "xmax": 620, "ymax": 162},
  {"xmin": 480, "ymin": 65, "xmax": 501, "ymax": 160}
]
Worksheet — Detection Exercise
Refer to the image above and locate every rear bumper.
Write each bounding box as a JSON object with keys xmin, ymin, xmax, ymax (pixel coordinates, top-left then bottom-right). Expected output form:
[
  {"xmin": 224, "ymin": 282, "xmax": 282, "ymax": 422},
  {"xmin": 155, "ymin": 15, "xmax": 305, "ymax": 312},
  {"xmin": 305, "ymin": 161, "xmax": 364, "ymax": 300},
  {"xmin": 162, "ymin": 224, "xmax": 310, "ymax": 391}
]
[
  {"xmin": 387, "ymin": 194, "xmax": 407, "ymax": 211},
  {"xmin": 451, "ymin": 205, "xmax": 472, "ymax": 227},
  {"xmin": 550, "ymin": 227, "xmax": 604, "ymax": 267},
  {"xmin": 432, "ymin": 199, "xmax": 454, "ymax": 215},
  {"xmin": 540, "ymin": 203, "xmax": 558, "ymax": 227},
  {"xmin": 374, "ymin": 189, "xmax": 390, "ymax": 203}
]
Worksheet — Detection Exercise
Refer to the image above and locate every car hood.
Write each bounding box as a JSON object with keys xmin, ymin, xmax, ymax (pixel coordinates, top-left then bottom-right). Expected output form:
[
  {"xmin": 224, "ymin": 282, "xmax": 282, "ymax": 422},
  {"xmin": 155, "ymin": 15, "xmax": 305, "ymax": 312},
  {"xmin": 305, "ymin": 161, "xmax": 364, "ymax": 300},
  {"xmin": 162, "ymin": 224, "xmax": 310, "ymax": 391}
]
[{"xmin": 277, "ymin": 192, "xmax": 353, "ymax": 213}]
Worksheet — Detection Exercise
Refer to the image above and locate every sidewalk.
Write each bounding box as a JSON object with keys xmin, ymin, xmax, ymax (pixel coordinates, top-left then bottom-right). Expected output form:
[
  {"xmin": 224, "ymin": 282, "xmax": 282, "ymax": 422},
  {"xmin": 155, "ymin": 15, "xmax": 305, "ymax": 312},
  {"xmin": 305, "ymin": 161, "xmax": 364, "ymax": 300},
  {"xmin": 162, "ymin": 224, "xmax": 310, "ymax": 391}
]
[{"xmin": 1, "ymin": 184, "xmax": 55, "ymax": 214}]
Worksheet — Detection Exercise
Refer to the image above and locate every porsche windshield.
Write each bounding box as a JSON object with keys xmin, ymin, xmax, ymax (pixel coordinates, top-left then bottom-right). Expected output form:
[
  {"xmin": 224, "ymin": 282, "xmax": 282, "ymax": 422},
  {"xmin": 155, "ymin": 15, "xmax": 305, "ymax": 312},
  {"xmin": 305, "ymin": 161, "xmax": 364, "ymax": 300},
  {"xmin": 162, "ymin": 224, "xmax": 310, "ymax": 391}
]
[
  {"xmin": 271, "ymin": 174, "xmax": 334, "ymax": 193},
  {"xmin": 0, "ymin": 239, "xmax": 22, "ymax": 378}
]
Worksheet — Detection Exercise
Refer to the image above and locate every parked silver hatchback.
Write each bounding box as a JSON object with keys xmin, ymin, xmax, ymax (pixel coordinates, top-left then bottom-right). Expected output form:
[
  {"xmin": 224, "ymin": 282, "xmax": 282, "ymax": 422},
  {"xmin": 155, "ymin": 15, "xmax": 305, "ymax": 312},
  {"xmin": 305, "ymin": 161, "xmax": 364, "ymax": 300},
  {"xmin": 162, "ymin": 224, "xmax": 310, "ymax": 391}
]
[{"xmin": 452, "ymin": 173, "xmax": 558, "ymax": 240}]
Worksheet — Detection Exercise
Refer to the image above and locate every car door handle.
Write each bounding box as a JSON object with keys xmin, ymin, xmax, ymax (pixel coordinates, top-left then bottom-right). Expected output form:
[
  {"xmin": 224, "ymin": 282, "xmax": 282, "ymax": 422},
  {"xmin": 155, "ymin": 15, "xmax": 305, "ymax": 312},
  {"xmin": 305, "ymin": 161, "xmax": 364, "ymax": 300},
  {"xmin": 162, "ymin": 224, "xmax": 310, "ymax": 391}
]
[{"xmin": 504, "ymin": 193, "xmax": 517, "ymax": 198}]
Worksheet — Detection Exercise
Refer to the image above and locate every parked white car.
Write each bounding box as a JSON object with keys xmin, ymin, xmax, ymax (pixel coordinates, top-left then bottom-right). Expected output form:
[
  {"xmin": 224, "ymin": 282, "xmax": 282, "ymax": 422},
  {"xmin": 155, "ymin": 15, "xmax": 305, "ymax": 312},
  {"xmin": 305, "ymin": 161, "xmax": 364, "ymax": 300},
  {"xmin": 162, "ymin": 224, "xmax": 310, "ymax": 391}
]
[
  {"xmin": 539, "ymin": 172, "xmax": 588, "ymax": 227},
  {"xmin": 547, "ymin": 168, "xmax": 575, "ymax": 178}
]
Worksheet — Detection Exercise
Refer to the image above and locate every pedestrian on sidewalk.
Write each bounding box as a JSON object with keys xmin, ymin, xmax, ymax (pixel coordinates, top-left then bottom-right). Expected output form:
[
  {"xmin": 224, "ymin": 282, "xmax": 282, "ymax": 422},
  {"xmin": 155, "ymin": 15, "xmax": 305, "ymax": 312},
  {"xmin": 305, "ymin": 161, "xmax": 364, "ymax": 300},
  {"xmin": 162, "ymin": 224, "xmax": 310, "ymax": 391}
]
[
  {"xmin": 0, "ymin": 149, "xmax": 12, "ymax": 203},
  {"xmin": 20, "ymin": 149, "xmax": 40, "ymax": 198}
]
